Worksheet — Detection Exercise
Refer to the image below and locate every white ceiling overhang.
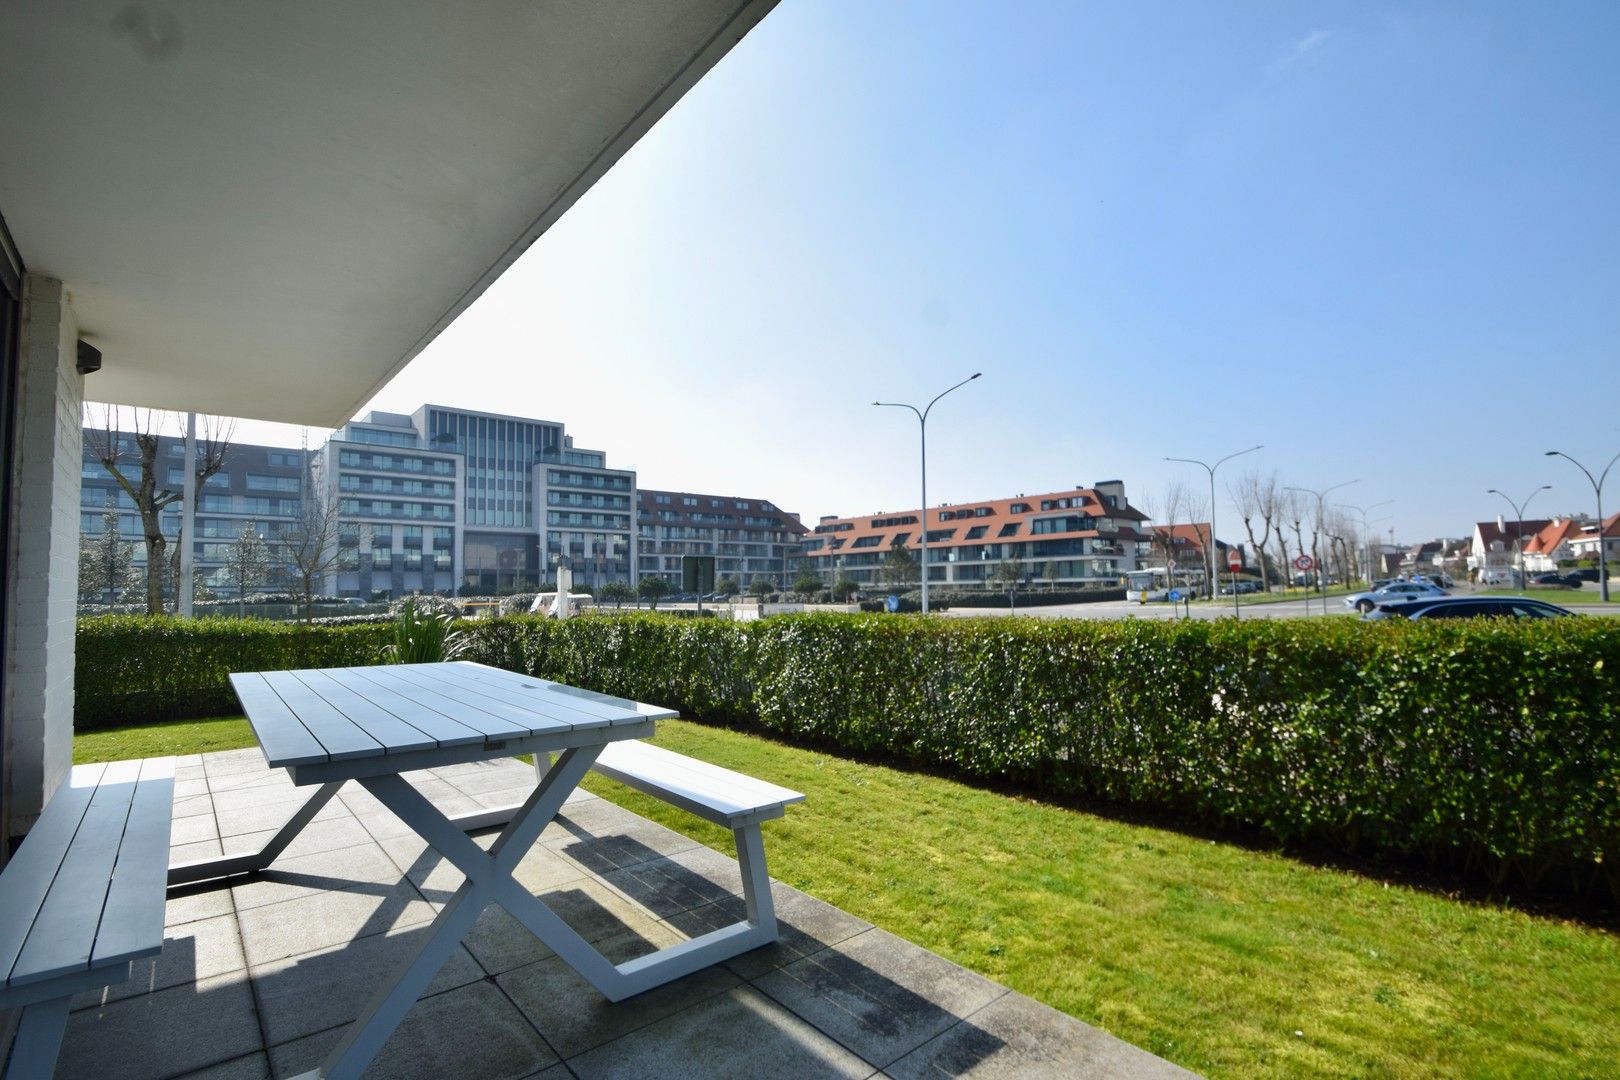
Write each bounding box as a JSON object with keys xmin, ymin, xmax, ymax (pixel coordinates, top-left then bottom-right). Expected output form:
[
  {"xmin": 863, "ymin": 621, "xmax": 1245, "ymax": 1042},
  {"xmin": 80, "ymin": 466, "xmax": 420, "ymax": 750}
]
[{"xmin": 0, "ymin": 1, "xmax": 777, "ymax": 426}]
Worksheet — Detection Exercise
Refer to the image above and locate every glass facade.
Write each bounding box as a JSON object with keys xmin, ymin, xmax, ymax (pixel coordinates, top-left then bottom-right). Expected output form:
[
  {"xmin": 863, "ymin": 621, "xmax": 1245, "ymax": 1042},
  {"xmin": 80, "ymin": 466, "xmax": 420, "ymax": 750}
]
[{"xmin": 425, "ymin": 408, "xmax": 560, "ymax": 528}]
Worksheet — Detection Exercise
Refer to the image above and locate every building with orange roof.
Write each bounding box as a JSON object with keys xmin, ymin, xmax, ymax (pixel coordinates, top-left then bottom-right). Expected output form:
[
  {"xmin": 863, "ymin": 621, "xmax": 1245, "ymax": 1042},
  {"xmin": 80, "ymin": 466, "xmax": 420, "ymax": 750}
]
[
  {"xmin": 1521, "ymin": 517, "xmax": 1589, "ymax": 572},
  {"xmin": 802, "ymin": 481, "xmax": 1156, "ymax": 590}
]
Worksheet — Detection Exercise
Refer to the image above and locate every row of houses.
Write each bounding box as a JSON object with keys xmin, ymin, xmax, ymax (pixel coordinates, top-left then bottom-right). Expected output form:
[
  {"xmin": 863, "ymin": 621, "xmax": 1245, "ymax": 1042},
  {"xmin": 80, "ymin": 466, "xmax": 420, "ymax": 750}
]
[{"xmin": 1395, "ymin": 515, "xmax": 1620, "ymax": 580}]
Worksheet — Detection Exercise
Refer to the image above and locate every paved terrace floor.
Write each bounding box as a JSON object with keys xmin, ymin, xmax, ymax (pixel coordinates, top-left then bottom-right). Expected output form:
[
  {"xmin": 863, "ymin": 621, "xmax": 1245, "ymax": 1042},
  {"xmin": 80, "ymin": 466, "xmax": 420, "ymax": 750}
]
[{"xmin": 54, "ymin": 750, "xmax": 1190, "ymax": 1079}]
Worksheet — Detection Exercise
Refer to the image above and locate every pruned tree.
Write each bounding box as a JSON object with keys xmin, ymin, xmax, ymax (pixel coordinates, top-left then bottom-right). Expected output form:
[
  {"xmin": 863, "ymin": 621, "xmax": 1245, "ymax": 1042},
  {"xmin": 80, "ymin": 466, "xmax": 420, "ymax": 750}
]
[
  {"xmin": 85, "ymin": 408, "xmax": 232, "ymax": 614},
  {"xmin": 1142, "ymin": 480, "xmax": 1192, "ymax": 580},
  {"xmin": 637, "ymin": 575, "xmax": 673, "ymax": 610},
  {"xmin": 792, "ymin": 572, "xmax": 823, "ymax": 598},
  {"xmin": 225, "ymin": 521, "xmax": 271, "ymax": 617},
  {"xmin": 747, "ymin": 576, "xmax": 775, "ymax": 598},
  {"xmin": 598, "ymin": 580, "xmax": 635, "ymax": 608},
  {"xmin": 1230, "ymin": 470, "xmax": 1279, "ymax": 592},
  {"xmin": 284, "ymin": 492, "xmax": 350, "ymax": 622},
  {"xmin": 1041, "ymin": 560, "xmax": 1060, "ymax": 591},
  {"xmin": 830, "ymin": 576, "xmax": 859, "ymax": 602},
  {"xmin": 78, "ymin": 507, "xmax": 140, "ymax": 603},
  {"xmin": 715, "ymin": 575, "xmax": 741, "ymax": 598}
]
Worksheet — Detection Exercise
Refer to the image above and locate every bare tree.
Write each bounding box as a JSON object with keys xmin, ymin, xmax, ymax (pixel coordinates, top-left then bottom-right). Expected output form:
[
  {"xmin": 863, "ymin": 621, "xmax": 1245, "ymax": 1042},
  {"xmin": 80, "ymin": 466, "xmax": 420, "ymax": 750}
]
[
  {"xmin": 85, "ymin": 408, "xmax": 232, "ymax": 614},
  {"xmin": 284, "ymin": 492, "xmax": 351, "ymax": 622},
  {"xmin": 1143, "ymin": 481, "xmax": 1196, "ymax": 583},
  {"xmin": 1230, "ymin": 470, "xmax": 1279, "ymax": 591}
]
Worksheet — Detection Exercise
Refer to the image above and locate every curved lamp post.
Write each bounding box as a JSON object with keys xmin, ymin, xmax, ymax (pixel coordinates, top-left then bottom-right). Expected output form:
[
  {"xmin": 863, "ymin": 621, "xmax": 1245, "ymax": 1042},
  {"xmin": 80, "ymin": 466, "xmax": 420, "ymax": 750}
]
[
  {"xmin": 874, "ymin": 373, "xmax": 982, "ymax": 614},
  {"xmin": 1486, "ymin": 486, "xmax": 1549, "ymax": 592},
  {"xmin": 1165, "ymin": 444, "xmax": 1263, "ymax": 614},
  {"xmin": 1543, "ymin": 448, "xmax": 1619, "ymax": 601},
  {"xmin": 1335, "ymin": 499, "xmax": 1392, "ymax": 586}
]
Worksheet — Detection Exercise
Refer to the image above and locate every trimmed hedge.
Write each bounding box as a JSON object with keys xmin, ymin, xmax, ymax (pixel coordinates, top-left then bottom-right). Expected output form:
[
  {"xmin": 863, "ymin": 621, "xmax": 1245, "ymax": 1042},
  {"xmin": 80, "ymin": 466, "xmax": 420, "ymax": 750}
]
[
  {"xmin": 76, "ymin": 616, "xmax": 391, "ymax": 728},
  {"xmin": 75, "ymin": 612, "xmax": 1620, "ymax": 898}
]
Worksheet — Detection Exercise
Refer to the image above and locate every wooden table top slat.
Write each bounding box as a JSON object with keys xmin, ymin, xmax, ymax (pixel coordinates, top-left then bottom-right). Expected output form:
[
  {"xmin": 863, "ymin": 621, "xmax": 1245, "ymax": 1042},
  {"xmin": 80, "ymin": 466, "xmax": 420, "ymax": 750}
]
[
  {"xmin": 0, "ymin": 763, "xmax": 107, "ymax": 988},
  {"xmin": 319, "ymin": 668, "xmax": 489, "ymax": 749},
  {"xmin": 446, "ymin": 662, "xmax": 678, "ymax": 722},
  {"xmin": 371, "ymin": 666, "xmax": 574, "ymax": 738},
  {"xmin": 259, "ymin": 671, "xmax": 385, "ymax": 763},
  {"xmin": 230, "ymin": 673, "xmax": 329, "ymax": 766},
  {"xmin": 10, "ymin": 760, "xmax": 141, "ymax": 987},
  {"xmin": 409, "ymin": 665, "xmax": 639, "ymax": 730},
  {"xmin": 291, "ymin": 670, "xmax": 441, "ymax": 755},
  {"xmin": 90, "ymin": 757, "xmax": 176, "ymax": 968}
]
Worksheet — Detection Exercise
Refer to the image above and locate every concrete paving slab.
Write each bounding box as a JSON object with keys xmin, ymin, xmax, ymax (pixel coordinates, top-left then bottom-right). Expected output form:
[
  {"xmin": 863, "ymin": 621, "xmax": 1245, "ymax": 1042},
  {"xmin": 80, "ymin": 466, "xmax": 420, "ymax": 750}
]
[
  {"xmin": 230, "ymin": 840, "xmax": 405, "ymax": 911},
  {"xmin": 57, "ymin": 971, "xmax": 263, "ymax": 1080},
  {"xmin": 226, "ymin": 814, "xmax": 373, "ymax": 861},
  {"xmin": 173, "ymin": 793, "xmax": 216, "ymax": 818},
  {"xmin": 172, "ymin": 837, "xmax": 224, "ymax": 863},
  {"xmin": 165, "ymin": 885, "xmax": 237, "ymax": 928},
  {"xmin": 498, "ymin": 928, "xmax": 736, "ymax": 1060},
  {"xmin": 171, "ymin": 812, "xmax": 222, "ymax": 846},
  {"xmin": 235, "ymin": 879, "xmax": 436, "ymax": 968},
  {"xmin": 251, "ymin": 926, "xmax": 485, "ymax": 1046},
  {"xmin": 73, "ymin": 914, "xmax": 246, "ymax": 1009},
  {"xmin": 885, "ymin": 990, "xmax": 1198, "ymax": 1079},
  {"xmin": 267, "ymin": 980, "xmax": 557, "ymax": 1080},
  {"xmin": 214, "ymin": 796, "xmax": 347, "ymax": 839},
  {"xmin": 755, "ymin": 927, "xmax": 1006, "ymax": 1069},
  {"xmin": 565, "ymin": 985, "xmax": 875, "ymax": 1079},
  {"xmin": 174, "ymin": 1051, "xmax": 271, "ymax": 1079}
]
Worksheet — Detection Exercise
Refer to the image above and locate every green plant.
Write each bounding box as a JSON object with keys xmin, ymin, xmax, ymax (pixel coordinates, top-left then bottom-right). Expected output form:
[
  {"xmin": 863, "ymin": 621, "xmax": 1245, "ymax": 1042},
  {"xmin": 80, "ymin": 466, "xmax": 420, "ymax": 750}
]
[{"xmin": 385, "ymin": 596, "xmax": 467, "ymax": 663}]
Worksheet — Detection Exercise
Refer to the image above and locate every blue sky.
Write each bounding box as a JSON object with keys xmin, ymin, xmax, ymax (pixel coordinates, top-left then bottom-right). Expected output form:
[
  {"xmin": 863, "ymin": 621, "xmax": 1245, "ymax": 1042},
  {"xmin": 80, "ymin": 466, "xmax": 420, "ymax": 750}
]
[{"xmin": 237, "ymin": 1, "xmax": 1620, "ymax": 543}]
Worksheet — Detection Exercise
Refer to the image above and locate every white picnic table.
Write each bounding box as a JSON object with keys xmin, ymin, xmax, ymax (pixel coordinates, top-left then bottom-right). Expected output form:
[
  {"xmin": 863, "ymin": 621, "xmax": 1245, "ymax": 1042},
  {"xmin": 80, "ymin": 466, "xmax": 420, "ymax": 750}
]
[{"xmin": 169, "ymin": 661, "xmax": 743, "ymax": 1080}]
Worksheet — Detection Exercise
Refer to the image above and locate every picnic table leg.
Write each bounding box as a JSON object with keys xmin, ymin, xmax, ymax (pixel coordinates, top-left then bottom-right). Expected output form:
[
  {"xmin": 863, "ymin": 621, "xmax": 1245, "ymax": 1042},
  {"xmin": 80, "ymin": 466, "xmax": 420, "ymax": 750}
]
[
  {"xmin": 302, "ymin": 750, "xmax": 601, "ymax": 1079},
  {"xmin": 2, "ymin": 997, "xmax": 70, "ymax": 1080},
  {"xmin": 167, "ymin": 781, "xmax": 344, "ymax": 885}
]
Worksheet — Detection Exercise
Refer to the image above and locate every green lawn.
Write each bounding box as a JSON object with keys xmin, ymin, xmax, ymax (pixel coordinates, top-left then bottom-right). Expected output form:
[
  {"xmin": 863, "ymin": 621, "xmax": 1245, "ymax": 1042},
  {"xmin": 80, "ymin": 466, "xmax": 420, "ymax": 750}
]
[{"xmin": 76, "ymin": 716, "xmax": 1618, "ymax": 1078}]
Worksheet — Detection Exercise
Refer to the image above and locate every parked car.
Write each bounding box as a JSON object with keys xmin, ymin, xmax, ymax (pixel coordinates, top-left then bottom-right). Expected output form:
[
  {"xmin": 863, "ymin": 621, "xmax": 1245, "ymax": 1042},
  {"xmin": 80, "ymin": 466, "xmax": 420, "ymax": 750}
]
[
  {"xmin": 1362, "ymin": 596, "xmax": 1577, "ymax": 621},
  {"xmin": 1571, "ymin": 567, "xmax": 1609, "ymax": 583},
  {"xmin": 1217, "ymin": 580, "xmax": 1264, "ymax": 595},
  {"xmin": 1531, "ymin": 571, "xmax": 1573, "ymax": 588},
  {"xmin": 1343, "ymin": 581, "xmax": 1448, "ymax": 614},
  {"xmin": 1412, "ymin": 572, "xmax": 1455, "ymax": 588}
]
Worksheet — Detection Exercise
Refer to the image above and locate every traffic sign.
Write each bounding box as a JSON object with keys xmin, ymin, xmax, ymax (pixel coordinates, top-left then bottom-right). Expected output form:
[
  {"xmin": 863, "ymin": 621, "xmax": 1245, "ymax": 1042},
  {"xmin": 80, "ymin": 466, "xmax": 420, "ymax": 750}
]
[
  {"xmin": 1167, "ymin": 589, "xmax": 1181, "ymax": 602},
  {"xmin": 1227, "ymin": 549, "xmax": 1243, "ymax": 571},
  {"xmin": 1294, "ymin": 554, "xmax": 1315, "ymax": 571}
]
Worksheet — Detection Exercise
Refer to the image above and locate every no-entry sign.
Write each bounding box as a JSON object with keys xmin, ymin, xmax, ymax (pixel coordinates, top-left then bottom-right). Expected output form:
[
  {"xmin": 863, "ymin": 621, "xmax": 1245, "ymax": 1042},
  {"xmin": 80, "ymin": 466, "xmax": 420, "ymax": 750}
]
[{"xmin": 1227, "ymin": 549, "xmax": 1243, "ymax": 571}]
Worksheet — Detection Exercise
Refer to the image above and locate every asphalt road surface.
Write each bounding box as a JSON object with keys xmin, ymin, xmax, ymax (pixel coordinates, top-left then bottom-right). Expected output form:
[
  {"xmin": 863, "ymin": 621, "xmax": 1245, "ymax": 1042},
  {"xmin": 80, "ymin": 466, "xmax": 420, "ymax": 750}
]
[{"xmin": 940, "ymin": 590, "xmax": 1620, "ymax": 621}]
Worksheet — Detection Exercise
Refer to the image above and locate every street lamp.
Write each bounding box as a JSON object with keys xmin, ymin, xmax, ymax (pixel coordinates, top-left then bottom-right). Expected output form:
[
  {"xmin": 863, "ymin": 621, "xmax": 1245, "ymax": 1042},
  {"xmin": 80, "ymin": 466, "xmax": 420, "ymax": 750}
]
[
  {"xmin": 1165, "ymin": 444, "xmax": 1263, "ymax": 615},
  {"xmin": 1284, "ymin": 480, "xmax": 1358, "ymax": 614},
  {"xmin": 1335, "ymin": 499, "xmax": 1392, "ymax": 586},
  {"xmin": 1544, "ymin": 447, "xmax": 1619, "ymax": 602},
  {"xmin": 1486, "ymin": 486, "xmax": 1550, "ymax": 593},
  {"xmin": 874, "ymin": 373, "xmax": 982, "ymax": 614}
]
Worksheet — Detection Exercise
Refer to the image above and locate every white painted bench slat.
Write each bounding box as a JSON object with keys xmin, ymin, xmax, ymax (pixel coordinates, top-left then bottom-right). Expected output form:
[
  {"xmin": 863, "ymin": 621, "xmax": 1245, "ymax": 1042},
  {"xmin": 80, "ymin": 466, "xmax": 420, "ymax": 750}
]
[
  {"xmin": 91, "ymin": 757, "xmax": 176, "ymax": 968},
  {"xmin": 0, "ymin": 763, "xmax": 107, "ymax": 990},
  {"xmin": 593, "ymin": 741, "xmax": 805, "ymax": 825},
  {"xmin": 10, "ymin": 760, "xmax": 144, "ymax": 987}
]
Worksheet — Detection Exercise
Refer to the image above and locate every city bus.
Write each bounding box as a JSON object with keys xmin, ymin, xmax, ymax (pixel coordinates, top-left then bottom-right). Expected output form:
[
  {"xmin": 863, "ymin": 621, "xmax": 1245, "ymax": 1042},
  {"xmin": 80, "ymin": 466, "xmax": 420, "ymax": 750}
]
[{"xmin": 1123, "ymin": 567, "xmax": 1202, "ymax": 603}]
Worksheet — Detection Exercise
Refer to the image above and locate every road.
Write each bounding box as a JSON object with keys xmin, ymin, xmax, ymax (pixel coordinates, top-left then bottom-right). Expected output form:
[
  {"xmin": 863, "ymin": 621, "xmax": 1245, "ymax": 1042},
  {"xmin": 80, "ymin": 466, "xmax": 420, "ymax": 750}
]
[{"xmin": 940, "ymin": 590, "xmax": 1620, "ymax": 621}]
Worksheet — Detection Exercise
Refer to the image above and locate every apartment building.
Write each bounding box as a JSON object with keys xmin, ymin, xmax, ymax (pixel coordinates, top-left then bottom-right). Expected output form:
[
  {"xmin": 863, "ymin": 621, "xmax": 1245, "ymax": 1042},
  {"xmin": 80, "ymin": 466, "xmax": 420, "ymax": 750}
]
[
  {"xmin": 79, "ymin": 430, "xmax": 308, "ymax": 596},
  {"xmin": 802, "ymin": 481, "xmax": 1150, "ymax": 589},
  {"xmin": 315, "ymin": 404, "xmax": 637, "ymax": 597},
  {"xmin": 635, "ymin": 490, "xmax": 807, "ymax": 588}
]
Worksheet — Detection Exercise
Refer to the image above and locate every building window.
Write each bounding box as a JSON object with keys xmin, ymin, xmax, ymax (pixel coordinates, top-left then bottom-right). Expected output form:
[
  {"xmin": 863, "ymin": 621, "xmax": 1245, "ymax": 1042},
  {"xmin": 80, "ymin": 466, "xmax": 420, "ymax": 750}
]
[
  {"xmin": 998, "ymin": 523, "xmax": 1021, "ymax": 537},
  {"xmin": 966, "ymin": 525, "xmax": 988, "ymax": 540}
]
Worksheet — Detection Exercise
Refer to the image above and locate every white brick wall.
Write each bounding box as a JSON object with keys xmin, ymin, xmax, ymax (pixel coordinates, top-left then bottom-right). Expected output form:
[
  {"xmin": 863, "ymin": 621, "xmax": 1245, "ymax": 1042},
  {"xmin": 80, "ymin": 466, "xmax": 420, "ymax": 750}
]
[{"xmin": 3, "ymin": 274, "xmax": 82, "ymax": 830}]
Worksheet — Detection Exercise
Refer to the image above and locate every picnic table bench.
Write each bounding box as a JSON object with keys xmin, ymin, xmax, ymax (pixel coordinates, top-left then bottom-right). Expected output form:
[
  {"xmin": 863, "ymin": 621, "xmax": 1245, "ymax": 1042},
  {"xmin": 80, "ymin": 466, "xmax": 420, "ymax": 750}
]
[
  {"xmin": 0, "ymin": 758, "xmax": 175, "ymax": 1079},
  {"xmin": 590, "ymin": 740, "xmax": 804, "ymax": 938}
]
